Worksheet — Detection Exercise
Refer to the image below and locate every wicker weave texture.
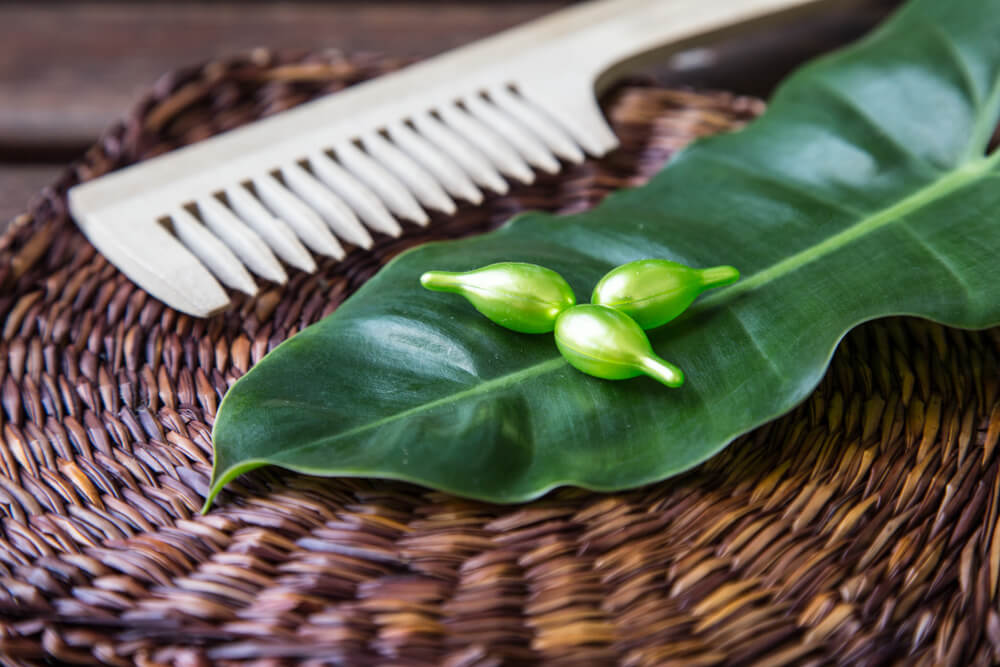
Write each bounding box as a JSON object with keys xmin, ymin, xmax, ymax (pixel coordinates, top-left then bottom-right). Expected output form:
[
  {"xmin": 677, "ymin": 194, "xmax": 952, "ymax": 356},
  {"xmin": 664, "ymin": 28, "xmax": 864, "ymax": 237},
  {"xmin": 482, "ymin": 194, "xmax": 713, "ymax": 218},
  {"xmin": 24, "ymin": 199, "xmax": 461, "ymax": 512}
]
[{"xmin": 1, "ymin": 51, "xmax": 999, "ymax": 666}]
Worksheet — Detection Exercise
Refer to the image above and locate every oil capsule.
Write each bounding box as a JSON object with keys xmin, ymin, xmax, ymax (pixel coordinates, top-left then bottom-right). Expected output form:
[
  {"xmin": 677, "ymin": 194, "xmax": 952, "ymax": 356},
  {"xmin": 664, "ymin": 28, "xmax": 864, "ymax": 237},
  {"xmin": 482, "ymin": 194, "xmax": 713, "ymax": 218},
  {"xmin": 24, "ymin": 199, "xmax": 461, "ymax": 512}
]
[
  {"xmin": 592, "ymin": 259, "xmax": 739, "ymax": 330},
  {"xmin": 554, "ymin": 304, "xmax": 684, "ymax": 388},
  {"xmin": 420, "ymin": 262, "xmax": 576, "ymax": 334}
]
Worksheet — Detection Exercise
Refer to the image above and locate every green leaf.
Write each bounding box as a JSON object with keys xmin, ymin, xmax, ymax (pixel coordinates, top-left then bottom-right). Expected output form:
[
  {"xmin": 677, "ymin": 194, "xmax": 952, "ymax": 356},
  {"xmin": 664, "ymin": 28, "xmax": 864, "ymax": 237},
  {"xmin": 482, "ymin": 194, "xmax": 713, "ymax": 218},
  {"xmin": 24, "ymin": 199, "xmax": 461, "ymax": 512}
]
[{"xmin": 205, "ymin": 0, "xmax": 1000, "ymax": 510}]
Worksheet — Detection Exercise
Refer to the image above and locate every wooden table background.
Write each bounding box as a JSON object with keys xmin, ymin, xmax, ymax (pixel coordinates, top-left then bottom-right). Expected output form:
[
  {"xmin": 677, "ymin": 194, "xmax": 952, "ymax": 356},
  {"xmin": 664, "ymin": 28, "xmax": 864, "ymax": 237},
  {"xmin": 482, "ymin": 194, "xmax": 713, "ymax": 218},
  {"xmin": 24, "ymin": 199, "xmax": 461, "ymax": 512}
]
[{"xmin": 0, "ymin": 0, "xmax": 895, "ymax": 226}]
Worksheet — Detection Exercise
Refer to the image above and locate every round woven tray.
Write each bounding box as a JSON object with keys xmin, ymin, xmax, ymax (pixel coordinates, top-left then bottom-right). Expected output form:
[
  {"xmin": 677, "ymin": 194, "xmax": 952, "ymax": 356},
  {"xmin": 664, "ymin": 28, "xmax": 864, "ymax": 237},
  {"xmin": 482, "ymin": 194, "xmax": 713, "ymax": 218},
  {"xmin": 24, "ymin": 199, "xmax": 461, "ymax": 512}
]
[{"xmin": 1, "ymin": 49, "xmax": 998, "ymax": 666}]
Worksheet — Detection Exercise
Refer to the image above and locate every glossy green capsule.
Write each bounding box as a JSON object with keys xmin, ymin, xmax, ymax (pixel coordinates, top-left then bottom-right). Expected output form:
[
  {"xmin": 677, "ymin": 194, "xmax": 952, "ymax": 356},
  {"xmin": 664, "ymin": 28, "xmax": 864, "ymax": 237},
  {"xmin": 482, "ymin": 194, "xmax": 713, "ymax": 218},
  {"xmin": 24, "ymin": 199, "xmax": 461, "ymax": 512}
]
[
  {"xmin": 554, "ymin": 304, "xmax": 684, "ymax": 388},
  {"xmin": 592, "ymin": 259, "xmax": 740, "ymax": 330},
  {"xmin": 420, "ymin": 262, "xmax": 576, "ymax": 334}
]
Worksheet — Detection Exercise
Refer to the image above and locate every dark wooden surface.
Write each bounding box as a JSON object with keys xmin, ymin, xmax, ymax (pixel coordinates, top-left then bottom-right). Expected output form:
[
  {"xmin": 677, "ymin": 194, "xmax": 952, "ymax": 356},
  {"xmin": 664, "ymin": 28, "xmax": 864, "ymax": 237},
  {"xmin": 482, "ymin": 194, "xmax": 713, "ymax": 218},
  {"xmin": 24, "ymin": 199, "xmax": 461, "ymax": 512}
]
[
  {"xmin": 0, "ymin": 2, "xmax": 575, "ymax": 224},
  {"xmin": 1, "ymin": 0, "xmax": 896, "ymax": 226}
]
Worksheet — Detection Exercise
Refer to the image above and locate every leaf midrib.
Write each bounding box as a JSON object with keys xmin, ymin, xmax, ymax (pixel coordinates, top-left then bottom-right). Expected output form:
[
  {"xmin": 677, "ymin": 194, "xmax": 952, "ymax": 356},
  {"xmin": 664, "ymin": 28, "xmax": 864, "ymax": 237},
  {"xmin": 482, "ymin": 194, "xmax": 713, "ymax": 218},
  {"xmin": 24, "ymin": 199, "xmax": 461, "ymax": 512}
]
[
  {"xmin": 273, "ymin": 357, "xmax": 567, "ymax": 454},
  {"xmin": 264, "ymin": 151, "xmax": 999, "ymax": 460},
  {"xmin": 702, "ymin": 152, "xmax": 998, "ymax": 308}
]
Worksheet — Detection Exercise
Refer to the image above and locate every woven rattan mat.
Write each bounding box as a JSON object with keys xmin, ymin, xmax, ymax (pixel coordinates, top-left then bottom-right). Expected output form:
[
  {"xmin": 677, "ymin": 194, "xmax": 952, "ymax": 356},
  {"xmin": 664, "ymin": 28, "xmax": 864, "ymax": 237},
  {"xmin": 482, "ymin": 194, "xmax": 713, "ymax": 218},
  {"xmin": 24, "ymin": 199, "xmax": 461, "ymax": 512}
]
[{"xmin": 1, "ymin": 50, "xmax": 999, "ymax": 666}]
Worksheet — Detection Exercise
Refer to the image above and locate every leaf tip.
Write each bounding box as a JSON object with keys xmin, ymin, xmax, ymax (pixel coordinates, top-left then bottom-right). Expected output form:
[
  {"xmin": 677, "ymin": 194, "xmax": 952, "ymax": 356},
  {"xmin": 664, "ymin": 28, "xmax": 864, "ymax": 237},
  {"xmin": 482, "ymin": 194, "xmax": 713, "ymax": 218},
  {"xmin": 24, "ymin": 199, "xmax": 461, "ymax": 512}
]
[
  {"xmin": 200, "ymin": 459, "xmax": 272, "ymax": 514},
  {"xmin": 201, "ymin": 475, "xmax": 225, "ymax": 514}
]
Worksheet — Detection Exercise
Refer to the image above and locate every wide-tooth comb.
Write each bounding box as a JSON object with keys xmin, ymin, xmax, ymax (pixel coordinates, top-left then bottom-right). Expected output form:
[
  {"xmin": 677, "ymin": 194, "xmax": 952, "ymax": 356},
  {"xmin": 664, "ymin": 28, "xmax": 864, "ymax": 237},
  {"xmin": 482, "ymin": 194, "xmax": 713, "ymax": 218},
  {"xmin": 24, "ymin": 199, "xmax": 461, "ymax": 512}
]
[{"xmin": 68, "ymin": 0, "xmax": 827, "ymax": 317}]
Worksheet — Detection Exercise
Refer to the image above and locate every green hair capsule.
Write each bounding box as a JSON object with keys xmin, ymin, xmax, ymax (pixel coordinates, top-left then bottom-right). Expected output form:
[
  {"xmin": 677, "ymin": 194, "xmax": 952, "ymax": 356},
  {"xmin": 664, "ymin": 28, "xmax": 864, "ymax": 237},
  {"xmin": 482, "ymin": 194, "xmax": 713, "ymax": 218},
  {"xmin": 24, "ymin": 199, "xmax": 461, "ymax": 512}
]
[
  {"xmin": 420, "ymin": 262, "xmax": 576, "ymax": 334},
  {"xmin": 554, "ymin": 304, "xmax": 684, "ymax": 388},
  {"xmin": 592, "ymin": 259, "xmax": 739, "ymax": 330}
]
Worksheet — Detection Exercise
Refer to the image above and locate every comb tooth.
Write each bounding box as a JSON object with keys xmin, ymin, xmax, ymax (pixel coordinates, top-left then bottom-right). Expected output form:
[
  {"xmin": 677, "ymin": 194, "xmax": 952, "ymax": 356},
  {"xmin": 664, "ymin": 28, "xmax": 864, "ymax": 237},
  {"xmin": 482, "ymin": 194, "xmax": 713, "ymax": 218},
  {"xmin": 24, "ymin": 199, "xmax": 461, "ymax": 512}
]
[
  {"xmin": 437, "ymin": 104, "xmax": 535, "ymax": 184},
  {"xmin": 335, "ymin": 142, "xmax": 429, "ymax": 225},
  {"xmin": 462, "ymin": 94, "xmax": 559, "ymax": 174},
  {"xmin": 305, "ymin": 152, "xmax": 401, "ymax": 238},
  {"xmin": 281, "ymin": 162, "xmax": 376, "ymax": 249},
  {"xmin": 195, "ymin": 196, "xmax": 288, "ymax": 284},
  {"xmin": 412, "ymin": 112, "xmax": 509, "ymax": 195},
  {"xmin": 516, "ymin": 81, "xmax": 619, "ymax": 158},
  {"xmin": 169, "ymin": 207, "xmax": 257, "ymax": 296},
  {"xmin": 73, "ymin": 206, "xmax": 230, "ymax": 317},
  {"xmin": 252, "ymin": 175, "xmax": 345, "ymax": 260},
  {"xmin": 386, "ymin": 121, "xmax": 483, "ymax": 205},
  {"xmin": 489, "ymin": 86, "xmax": 584, "ymax": 164},
  {"xmin": 361, "ymin": 132, "xmax": 456, "ymax": 215},
  {"xmin": 224, "ymin": 185, "xmax": 316, "ymax": 273}
]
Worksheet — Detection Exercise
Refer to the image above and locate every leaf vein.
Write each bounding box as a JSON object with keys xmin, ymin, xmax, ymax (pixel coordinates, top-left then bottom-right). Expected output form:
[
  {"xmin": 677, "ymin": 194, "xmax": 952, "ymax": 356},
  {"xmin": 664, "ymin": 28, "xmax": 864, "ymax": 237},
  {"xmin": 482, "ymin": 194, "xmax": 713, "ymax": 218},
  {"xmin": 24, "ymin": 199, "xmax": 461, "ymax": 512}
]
[
  {"xmin": 725, "ymin": 310, "xmax": 785, "ymax": 380},
  {"xmin": 694, "ymin": 152, "xmax": 864, "ymax": 219},
  {"xmin": 965, "ymin": 71, "xmax": 1000, "ymax": 160},
  {"xmin": 699, "ymin": 158, "xmax": 991, "ymax": 309},
  {"xmin": 264, "ymin": 358, "xmax": 567, "ymax": 454},
  {"xmin": 811, "ymin": 79, "xmax": 939, "ymax": 172},
  {"xmin": 899, "ymin": 224, "xmax": 973, "ymax": 296},
  {"xmin": 914, "ymin": 17, "xmax": 983, "ymax": 107}
]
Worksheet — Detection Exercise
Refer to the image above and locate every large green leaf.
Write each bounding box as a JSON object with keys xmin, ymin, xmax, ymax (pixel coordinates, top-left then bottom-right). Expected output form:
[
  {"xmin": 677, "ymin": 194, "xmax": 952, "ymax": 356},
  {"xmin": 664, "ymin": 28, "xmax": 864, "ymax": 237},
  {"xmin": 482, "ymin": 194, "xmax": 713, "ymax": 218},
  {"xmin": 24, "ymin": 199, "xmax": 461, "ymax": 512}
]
[{"xmin": 205, "ymin": 0, "xmax": 1000, "ymax": 509}]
